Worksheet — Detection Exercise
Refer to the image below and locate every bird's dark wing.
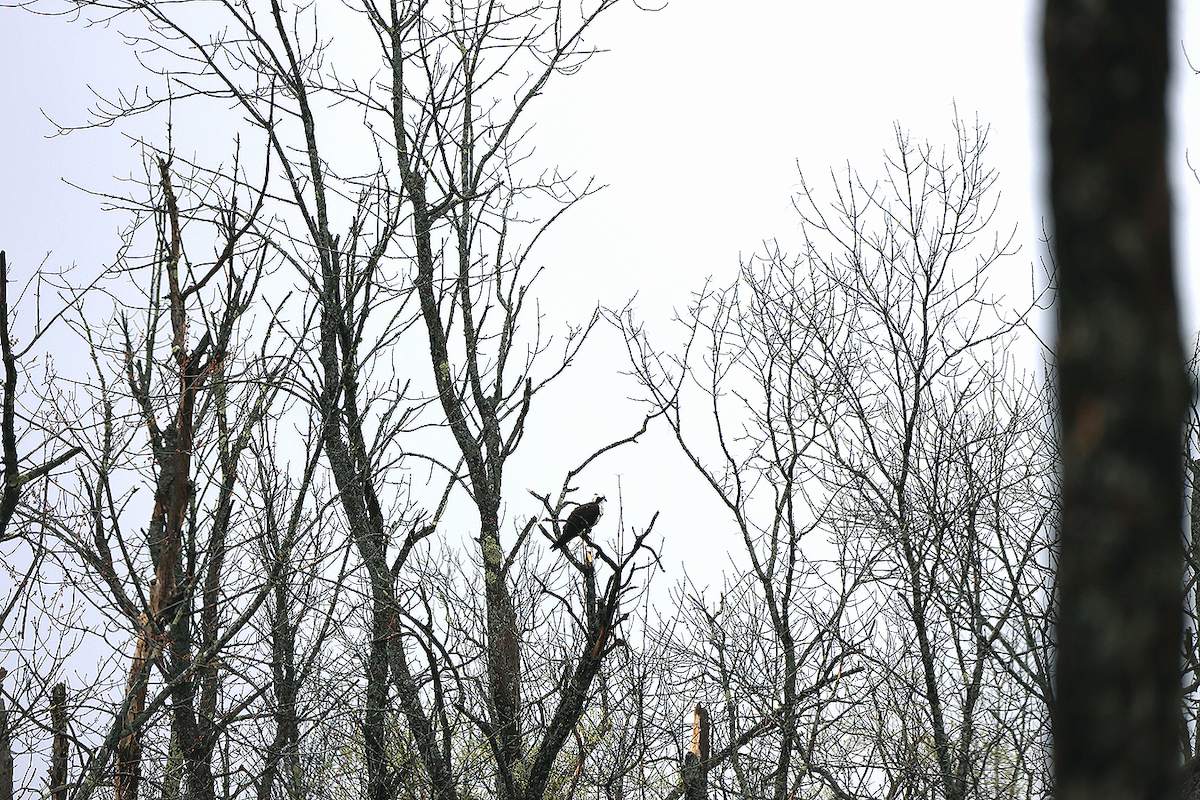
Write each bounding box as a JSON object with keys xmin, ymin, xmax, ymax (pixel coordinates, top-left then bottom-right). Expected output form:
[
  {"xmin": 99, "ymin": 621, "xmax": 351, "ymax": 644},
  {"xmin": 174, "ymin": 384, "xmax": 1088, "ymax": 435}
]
[
  {"xmin": 563, "ymin": 505, "xmax": 588, "ymax": 538},
  {"xmin": 573, "ymin": 503, "xmax": 601, "ymax": 533},
  {"xmin": 554, "ymin": 502, "xmax": 601, "ymax": 550}
]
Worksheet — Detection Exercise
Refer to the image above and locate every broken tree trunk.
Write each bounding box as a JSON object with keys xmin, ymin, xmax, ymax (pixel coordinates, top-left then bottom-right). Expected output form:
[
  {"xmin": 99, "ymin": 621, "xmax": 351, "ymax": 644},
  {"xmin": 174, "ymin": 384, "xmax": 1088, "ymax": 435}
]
[
  {"xmin": 115, "ymin": 614, "xmax": 154, "ymax": 800},
  {"xmin": 681, "ymin": 704, "xmax": 710, "ymax": 800},
  {"xmin": 49, "ymin": 683, "xmax": 67, "ymax": 800},
  {"xmin": 0, "ymin": 668, "xmax": 12, "ymax": 800}
]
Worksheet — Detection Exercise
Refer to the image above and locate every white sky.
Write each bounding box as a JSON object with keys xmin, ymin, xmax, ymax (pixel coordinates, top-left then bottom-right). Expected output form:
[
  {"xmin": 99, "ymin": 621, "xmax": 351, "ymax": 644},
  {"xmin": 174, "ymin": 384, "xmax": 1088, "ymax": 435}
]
[{"xmin": 2, "ymin": 0, "xmax": 1199, "ymax": 583}]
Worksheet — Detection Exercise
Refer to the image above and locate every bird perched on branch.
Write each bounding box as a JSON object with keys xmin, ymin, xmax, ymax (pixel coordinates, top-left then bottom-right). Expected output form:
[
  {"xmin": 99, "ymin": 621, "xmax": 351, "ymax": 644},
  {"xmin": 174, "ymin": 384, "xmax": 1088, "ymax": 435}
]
[{"xmin": 552, "ymin": 494, "xmax": 605, "ymax": 551}]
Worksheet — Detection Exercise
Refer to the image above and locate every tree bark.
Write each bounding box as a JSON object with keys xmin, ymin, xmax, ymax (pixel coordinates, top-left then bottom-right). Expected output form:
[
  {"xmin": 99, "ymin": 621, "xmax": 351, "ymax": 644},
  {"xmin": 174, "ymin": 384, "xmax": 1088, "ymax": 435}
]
[
  {"xmin": 1045, "ymin": 6, "xmax": 1185, "ymax": 800},
  {"xmin": 682, "ymin": 704, "xmax": 709, "ymax": 800},
  {"xmin": 115, "ymin": 613, "xmax": 151, "ymax": 800},
  {"xmin": 49, "ymin": 683, "xmax": 67, "ymax": 800},
  {"xmin": 0, "ymin": 669, "xmax": 11, "ymax": 800}
]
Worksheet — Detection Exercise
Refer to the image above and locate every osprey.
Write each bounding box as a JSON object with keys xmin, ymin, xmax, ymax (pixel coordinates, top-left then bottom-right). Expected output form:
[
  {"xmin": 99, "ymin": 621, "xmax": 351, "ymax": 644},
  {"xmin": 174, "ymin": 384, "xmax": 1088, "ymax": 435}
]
[{"xmin": 553, "ymin": 495, "xmax": 605, "ymax": 551}]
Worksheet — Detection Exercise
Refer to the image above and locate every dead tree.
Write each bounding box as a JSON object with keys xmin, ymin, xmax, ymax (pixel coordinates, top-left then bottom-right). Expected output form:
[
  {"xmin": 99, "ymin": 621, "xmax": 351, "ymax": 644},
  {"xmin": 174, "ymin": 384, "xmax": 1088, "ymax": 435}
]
[{"xmin": 681, "ymin": 704, "xmax": 710, "ymax": 800}]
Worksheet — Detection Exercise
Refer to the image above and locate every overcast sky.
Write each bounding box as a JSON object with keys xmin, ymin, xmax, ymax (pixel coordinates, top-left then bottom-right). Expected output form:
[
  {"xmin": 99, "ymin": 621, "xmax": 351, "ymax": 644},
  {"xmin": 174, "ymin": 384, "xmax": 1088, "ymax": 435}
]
[
  {"xmin": 2, "ymin": 0, "xmax": 1199, "ymax": 577},
  {"xmin": 6, "ymin": 2, "xmax": 1197, "ymax": 321}
]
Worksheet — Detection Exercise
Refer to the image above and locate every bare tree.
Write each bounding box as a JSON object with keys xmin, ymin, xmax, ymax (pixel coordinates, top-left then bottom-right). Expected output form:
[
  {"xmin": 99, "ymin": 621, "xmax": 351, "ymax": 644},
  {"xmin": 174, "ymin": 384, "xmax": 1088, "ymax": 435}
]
[
  {"xmin": 617, "ymin": 119, "xmax": 1053, "ymax": 800},
  {"xmin": 0, "ymin": 242, "xmax": 91, "ymax": 795},
  {"xmin": 1183, "ymin": 347, "xmax": 1200, "ymax": 766},
  {"xmin": 0, "ymin": 4, "xmax": 1108, "ymax": 800},
  {"xmin": 3, "ymin": 1, "xmax": 668, "ymax": 799},
  {"xmin": 0, "ymin": 253, "xmax": 84, "ymax": 543},
  {"xmin": 0, "ymin": 139, "xmax": 305, "ymax": 800}
]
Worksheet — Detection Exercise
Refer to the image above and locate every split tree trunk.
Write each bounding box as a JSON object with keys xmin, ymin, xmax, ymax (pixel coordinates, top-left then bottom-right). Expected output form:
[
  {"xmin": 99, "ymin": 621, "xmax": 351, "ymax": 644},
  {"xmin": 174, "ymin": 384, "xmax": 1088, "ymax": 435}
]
[
  {"xmin": 682, "ymin": 704, "xmax": 710, "ymax": 800},
  {"xmin": 115, "ymin": 613, "xmax": 151, "ymax": 800}
]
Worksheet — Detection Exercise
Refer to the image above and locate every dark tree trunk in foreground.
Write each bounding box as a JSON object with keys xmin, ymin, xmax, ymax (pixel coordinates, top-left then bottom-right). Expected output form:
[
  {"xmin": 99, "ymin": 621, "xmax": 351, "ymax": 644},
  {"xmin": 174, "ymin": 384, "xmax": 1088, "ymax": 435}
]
[{"xmin": 1046, "ymin": 4, "xmax": 1185, "ymax": 800}]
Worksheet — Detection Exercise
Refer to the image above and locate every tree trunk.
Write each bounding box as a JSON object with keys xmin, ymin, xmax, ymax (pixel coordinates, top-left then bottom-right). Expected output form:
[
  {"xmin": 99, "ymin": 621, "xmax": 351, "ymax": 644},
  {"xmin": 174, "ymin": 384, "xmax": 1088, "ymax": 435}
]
[
  {"xmin": 481, "ymin": 508, "xmax": 523, "ymax": 789},
  {"xmin": 0, "ymin": 669, "xmax": 12, "ymax": 800},
  {"xmin": 49, "ymin": 683, "xmax": 67, "ymax": 800},
  {"xmin": 115, "ymin": 614, "xmax": 151, "ymax": 800},
  {"xmin": 682, "ymin": 704, "xmax": 709, "ymax": 800},
  {"xmin": 1045, "ymin": 5, "xmax": 1185, "ymax": 800},
  {"xmin": 259, "ymin": 575, "xmax": 300, "ymax": 800}
]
